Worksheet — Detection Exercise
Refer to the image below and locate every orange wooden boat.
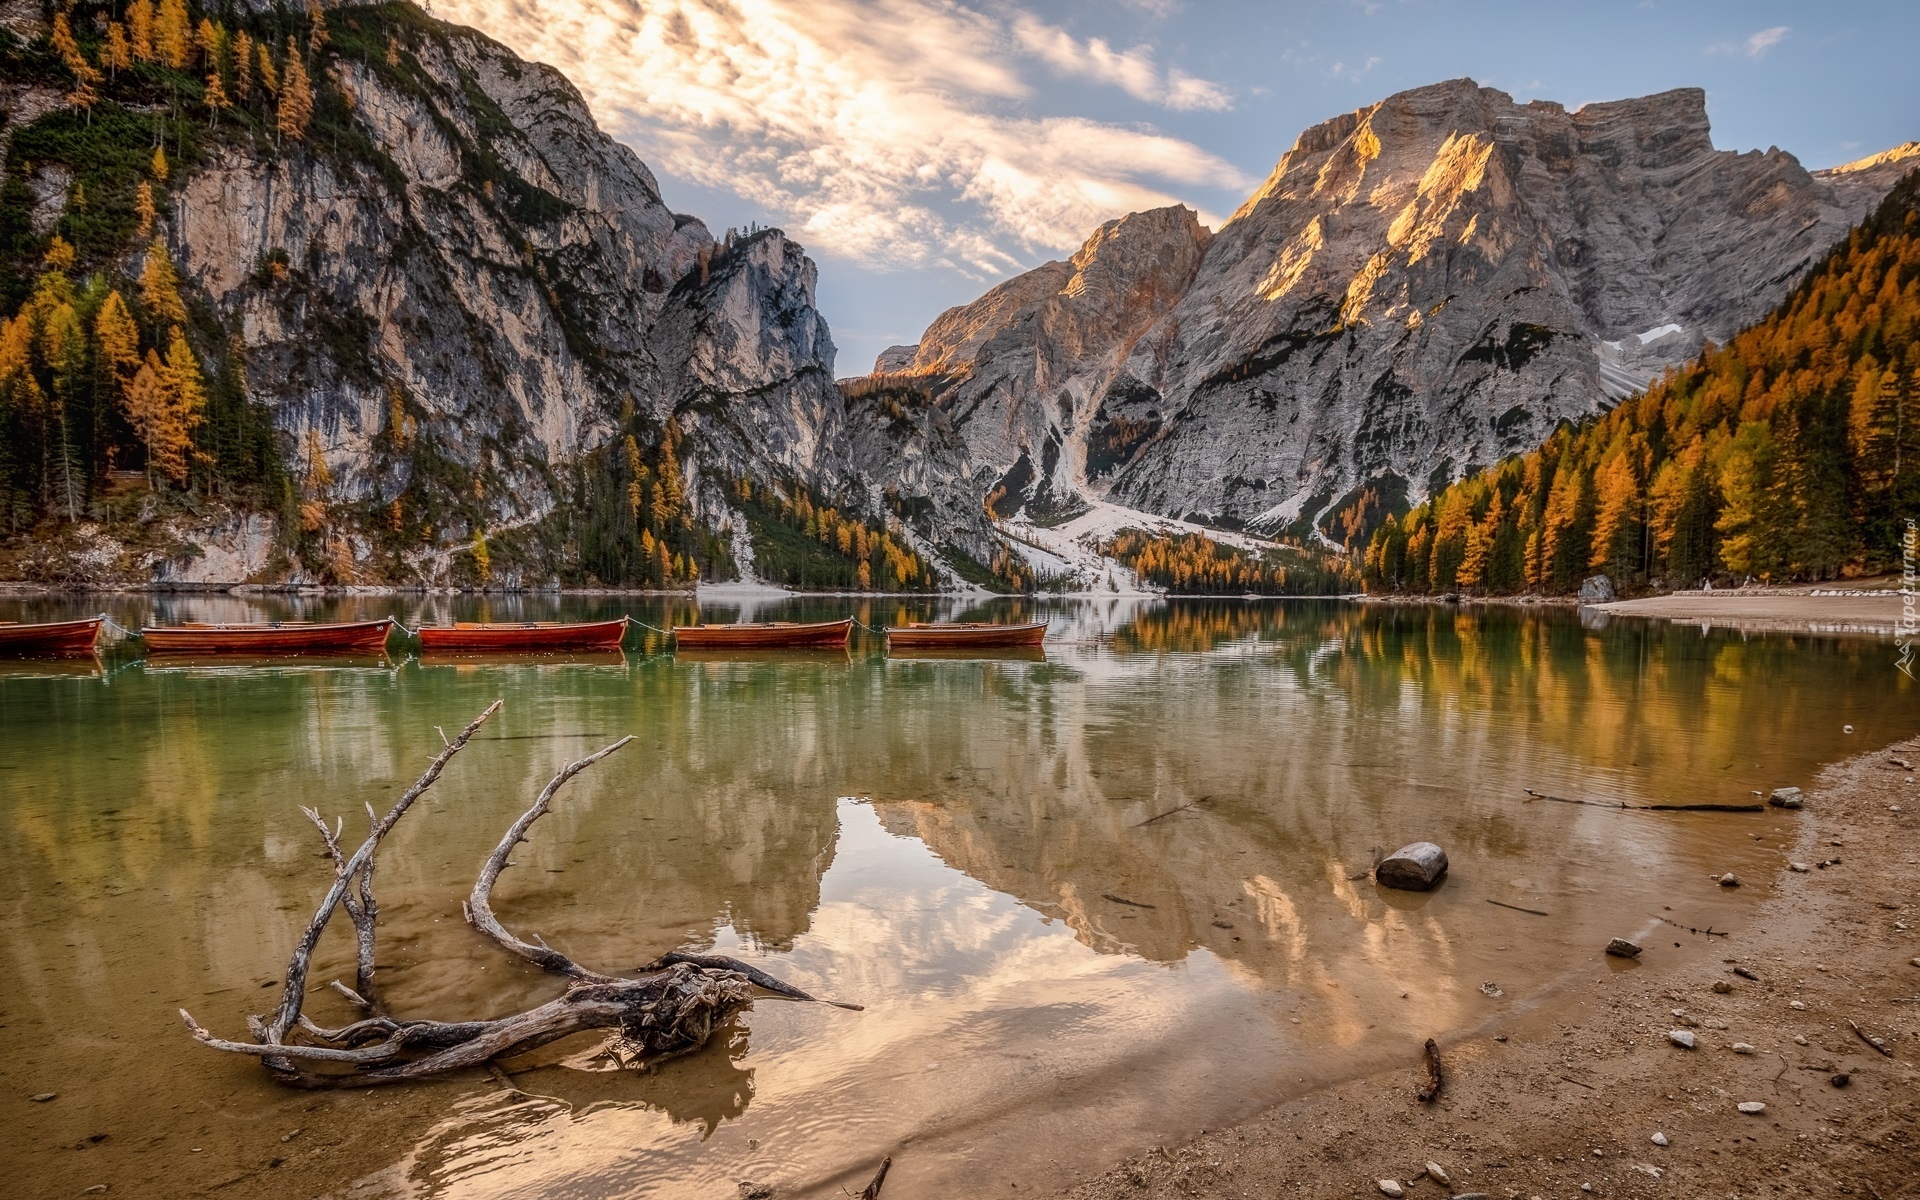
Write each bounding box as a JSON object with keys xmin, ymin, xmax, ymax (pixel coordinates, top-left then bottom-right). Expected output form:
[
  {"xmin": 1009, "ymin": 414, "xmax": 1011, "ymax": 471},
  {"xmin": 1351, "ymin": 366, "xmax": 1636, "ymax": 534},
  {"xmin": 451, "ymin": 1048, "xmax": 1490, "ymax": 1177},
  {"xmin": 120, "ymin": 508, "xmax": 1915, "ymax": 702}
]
[
  {"xmin": 415, "ymin": 617, "xmax": 629, "ymax": 653},
  {"xmin": 140, "ymin": 618, "xmax": 395, "ymax": 656},
  {"xmin": 0, "ymin": 615, "xmax": 103, "ymax": 657},
  {"xmin": 884, "ymin": 620, "xmax": 1048, "ymax": 650},
  {"xmin": 671, "ymin": 617, "xmax": 853, "ymax": 649}
]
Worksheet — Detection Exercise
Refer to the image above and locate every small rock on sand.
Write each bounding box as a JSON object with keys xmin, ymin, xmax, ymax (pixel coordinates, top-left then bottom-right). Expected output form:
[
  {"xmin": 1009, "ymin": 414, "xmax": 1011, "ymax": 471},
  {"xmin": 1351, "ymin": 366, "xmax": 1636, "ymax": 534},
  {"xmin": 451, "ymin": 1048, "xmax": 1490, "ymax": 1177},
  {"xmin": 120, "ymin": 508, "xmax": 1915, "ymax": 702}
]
[
  {"xmin": 1668, "ymin": 1030, "xmax": 1696, "ymax": 1049},
  {"xmin": 1376, "ymin": 842, "xmax": 1448, "ymax": 891},
  {"xmin": 29, "ymin": 1093, "xmax": 56, "ymax": 1103},
  {"xmin": 1769, "ymin": 787, "xmax": 1804, "ymax": 809},
  {"xmin": 1377, "ymin": 1180, "xmax": 1404, "ymax": 1198},
  {"xmin": 1424, "ymin": 1162, "xmax": 1451, "ymax": 1187},
  {"xmin": 1719, "ymin": 873, "xmax": 1741, "ymax": 887},
  {"xmin": 1738, "ymin": 1101, "xmax": 1767, "ymax": 1115},
  {"xmin": 1732, "ymin": 1043, "xmax": 1756, "ymax": 1054},
  {"xmin": 1651, "ymin": 1132, "xmax": 1669, "ymax": 1147},
  {"xmin": 1790, "ymin": 862, "xmax": 1811, "ymax": 872},
  {"xmin": 1712, "ymin": 979, "xmax": 1732, "ymax": 993},
  {"xmin": 1605, "ymin": 937, "xmax": 1642, "ymax": 959}
]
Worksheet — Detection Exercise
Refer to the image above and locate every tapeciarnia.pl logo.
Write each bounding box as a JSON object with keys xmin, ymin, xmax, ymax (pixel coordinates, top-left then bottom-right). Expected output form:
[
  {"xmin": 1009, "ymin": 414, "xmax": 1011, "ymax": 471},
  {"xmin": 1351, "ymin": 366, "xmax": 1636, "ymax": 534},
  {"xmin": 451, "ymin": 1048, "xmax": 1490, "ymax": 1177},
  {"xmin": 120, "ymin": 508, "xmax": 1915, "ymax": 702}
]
[{"xmin": 1900, "ymin": 518, "xmax": 1918, "ymax": 678}]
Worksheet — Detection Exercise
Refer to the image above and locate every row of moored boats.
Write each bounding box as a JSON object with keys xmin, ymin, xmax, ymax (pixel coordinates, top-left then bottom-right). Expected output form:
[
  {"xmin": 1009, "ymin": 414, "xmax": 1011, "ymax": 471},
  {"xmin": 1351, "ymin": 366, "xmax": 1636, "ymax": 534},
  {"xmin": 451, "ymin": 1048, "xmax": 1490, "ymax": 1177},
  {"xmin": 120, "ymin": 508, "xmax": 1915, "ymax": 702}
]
[{"xmin": 0, "ymin": 615, "xmax": 1049, "ymax": 658}]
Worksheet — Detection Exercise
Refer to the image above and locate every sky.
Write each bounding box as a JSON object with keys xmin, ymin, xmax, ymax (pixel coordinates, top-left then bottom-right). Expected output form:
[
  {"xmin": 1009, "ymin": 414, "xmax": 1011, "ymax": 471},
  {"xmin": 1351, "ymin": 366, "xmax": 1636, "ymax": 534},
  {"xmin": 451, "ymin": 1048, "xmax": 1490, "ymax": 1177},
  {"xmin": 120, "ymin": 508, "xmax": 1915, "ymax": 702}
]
[{"xmin": 431, "ymin": 0, "xmax": 1920, "ymax": 377}]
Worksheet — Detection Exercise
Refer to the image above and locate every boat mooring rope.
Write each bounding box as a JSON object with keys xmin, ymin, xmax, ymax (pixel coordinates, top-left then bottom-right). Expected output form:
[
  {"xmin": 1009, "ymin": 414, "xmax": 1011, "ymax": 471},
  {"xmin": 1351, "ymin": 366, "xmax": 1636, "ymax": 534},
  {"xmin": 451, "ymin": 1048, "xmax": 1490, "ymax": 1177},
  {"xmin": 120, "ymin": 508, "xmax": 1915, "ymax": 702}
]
[{"xmin": 99, "ymin": 615, "xmax": 142, "ymax": 641}]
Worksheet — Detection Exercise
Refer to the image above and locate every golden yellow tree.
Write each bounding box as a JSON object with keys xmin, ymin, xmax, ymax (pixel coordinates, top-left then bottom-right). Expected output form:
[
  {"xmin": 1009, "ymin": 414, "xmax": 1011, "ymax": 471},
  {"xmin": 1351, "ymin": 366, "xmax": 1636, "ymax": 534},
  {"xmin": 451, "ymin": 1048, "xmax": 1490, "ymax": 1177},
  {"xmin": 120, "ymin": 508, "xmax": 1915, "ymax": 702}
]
[
  {"xmin": 95, "ymin": 291, "xmax": 143, "ymax": 377},
  {"xmin": 277, "ymin": 42, "xmax": 313, "ymax": 140},
  {"xmin": 256, "ymin": 41, "xmax": 279, "ymax": 94},
  {"xmin": 150, "ymin": 145, "xmax": 169, "ymax": 182},
  {"xmin": 306, "ymin": 0, "xmax": 330, "ymax": 55},
  {"xmin": 122, "ymin": 353, "xmax": 171, "ymax": 485},
  {"xmin": 105, "ymin": 22, "xmax": 133, "ymax": 74},
  {"xmin": 205, "ymin": 71, "xmax": 231, "ymax": 119},
  {"xmin": 133, "ymin": 181, "xmax": 157, "ymax": 239},
  {"xmin": 51, "ymin": 11, "xmax": 99, "ymax": 80},
  {"xmin": 128, "ymin": 0, "xmax": 156, "ymax": 62},
  {"xmin": 155, "ymin": 0, "xmax": 191, "ymax": 68},
  {"xmin": 139, "ymin": 238, "xmax": 190, "ymax": 327},
  {"xmin": 43, "ymin": 236, "xmax": 76, "ymax": 273},
  {"xmin": 232, "ymin": 31, "xmax": 254, "ymax": 97},
  {"xmin": 195, "ymin": 18, "xmax": 225, "ymax": 70}
]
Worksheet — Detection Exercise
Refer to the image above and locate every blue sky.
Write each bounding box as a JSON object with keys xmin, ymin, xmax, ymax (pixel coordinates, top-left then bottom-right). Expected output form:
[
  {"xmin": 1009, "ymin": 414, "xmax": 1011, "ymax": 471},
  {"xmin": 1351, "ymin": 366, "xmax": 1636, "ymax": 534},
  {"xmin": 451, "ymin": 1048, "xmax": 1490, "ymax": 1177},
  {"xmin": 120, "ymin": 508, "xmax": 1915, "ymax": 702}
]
[{"xmin": 436, "ymin": 0, "xmax": 1918, "ymax": 376}]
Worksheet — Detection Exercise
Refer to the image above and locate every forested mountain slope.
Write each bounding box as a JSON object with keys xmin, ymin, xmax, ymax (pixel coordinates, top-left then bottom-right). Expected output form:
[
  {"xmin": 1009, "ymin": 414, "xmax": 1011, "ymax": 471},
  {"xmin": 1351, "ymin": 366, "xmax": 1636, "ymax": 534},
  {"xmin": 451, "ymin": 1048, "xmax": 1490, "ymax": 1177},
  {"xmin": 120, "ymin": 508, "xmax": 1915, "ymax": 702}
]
[
  {"xmin": 0, "ymin": 0, "xmax": 974, "ymax": 587},
  {"xmin": 1362, "ymin": 169, "xmax": 1920, "ymax": 594}
]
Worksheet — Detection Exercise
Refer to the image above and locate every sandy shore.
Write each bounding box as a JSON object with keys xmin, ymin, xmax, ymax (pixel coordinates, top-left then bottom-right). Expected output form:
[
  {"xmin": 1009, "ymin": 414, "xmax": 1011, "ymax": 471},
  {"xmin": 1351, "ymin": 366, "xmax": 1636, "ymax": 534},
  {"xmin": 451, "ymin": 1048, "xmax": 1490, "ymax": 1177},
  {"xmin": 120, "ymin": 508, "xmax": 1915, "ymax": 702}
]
[
  {"xmin": 1592, "ymin": 584, "xmax": 1907, "ymax": 637},
  {"xmin": 1052, "ymin": 741, "xmax": 1920, "ymax": 1200}
]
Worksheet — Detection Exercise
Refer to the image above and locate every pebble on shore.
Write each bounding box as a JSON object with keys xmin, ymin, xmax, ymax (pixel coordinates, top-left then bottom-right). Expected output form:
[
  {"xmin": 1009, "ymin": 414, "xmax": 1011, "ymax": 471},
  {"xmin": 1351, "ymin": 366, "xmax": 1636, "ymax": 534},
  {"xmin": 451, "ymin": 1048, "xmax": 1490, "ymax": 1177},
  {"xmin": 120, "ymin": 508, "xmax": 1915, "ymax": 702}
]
[{"xmin": 1667, "ymin": 1030, "xmax": 1696, "ymax": 1049}]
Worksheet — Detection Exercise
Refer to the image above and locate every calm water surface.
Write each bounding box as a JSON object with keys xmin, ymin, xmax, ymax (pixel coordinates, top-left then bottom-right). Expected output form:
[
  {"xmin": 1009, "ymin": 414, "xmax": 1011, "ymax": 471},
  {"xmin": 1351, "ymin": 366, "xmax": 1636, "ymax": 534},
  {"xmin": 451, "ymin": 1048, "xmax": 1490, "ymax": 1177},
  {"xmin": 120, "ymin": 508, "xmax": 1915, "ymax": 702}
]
[{"xmin": 0, "ymin": 594, "xmax": 1908, "ymax": 1199}]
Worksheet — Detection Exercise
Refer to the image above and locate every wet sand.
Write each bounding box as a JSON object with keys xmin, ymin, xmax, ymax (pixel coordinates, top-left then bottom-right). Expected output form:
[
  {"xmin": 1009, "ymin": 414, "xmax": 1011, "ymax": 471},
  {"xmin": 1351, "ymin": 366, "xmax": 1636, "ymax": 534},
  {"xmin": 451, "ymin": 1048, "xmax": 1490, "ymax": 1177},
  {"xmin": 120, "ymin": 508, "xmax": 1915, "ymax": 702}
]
[
  {"xmin": 1594, "ymin": 585, "xmax": 1906, "ymax": 637},
  {"xmin": 1053, "ymin": 739, "xmax": 1920, "ymax": 1200}
]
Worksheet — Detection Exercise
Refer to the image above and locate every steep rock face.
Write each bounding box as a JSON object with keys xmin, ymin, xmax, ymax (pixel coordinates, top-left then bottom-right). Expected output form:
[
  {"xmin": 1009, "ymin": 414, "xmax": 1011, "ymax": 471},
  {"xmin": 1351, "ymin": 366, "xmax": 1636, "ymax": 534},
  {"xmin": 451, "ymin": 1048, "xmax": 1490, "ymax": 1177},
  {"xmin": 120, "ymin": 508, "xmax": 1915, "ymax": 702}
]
[
  {"xmin": 887, "ymin": 206, "xmax": 1211, "ymax": 516},
  {"xmin": 870, "ymin": 80, "xmax": 1913, "ymax": 533},
  {"xmin": 158, "ymin": 13, "xmax": 859, "ymax": 582}
]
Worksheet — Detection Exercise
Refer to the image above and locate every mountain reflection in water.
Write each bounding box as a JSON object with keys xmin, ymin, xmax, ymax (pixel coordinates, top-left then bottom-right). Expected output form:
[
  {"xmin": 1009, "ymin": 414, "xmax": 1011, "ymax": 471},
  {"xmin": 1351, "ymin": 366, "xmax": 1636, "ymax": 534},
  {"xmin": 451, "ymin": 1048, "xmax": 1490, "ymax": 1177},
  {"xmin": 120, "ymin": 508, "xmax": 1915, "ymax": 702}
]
[{"xmin": 0, "ymin": 596, "xmax": 1905, "ymax": 1200}]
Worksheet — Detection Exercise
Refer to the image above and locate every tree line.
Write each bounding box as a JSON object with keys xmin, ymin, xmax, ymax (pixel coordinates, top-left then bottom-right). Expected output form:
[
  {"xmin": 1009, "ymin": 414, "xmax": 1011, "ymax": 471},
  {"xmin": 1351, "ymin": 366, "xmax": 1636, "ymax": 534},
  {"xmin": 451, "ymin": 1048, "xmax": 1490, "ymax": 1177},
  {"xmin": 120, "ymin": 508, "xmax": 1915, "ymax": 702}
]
[
  {"xmin": 1364, "ymin": 170, "xmax": 1920, "ymax": 595},
  {"xmin": 733, "ymin": 476, "xmax": 936, "ymax": 591},
  {"xmin": 1106, "ymin": 529, "xmax": 1359, "ymax": 595}
]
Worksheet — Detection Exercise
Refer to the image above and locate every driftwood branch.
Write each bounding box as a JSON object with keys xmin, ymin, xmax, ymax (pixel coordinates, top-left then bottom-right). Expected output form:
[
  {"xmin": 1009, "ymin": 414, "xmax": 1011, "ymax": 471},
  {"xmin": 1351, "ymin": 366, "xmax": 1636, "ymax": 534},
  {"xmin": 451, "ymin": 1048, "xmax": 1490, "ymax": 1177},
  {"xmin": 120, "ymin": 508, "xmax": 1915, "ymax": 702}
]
[
  {"xmin": 181, "ymin": 703, "xmax": 851, "ymax": 1088},
  {"xmin": 1850, "ymin": 1019, "xmax": 1894, "ymax": 1058},
  {"xmin": 859, "ymin": 1156, "xmax": 893, "ymax": 1199}
]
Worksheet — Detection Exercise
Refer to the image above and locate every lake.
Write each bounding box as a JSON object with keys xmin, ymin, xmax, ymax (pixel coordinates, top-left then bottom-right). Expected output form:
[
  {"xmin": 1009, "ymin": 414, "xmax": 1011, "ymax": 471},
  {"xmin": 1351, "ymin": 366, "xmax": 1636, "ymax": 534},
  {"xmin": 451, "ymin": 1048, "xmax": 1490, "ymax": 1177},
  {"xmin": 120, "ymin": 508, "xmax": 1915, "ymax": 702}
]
[{"xmin": 0, "ymin": 594, "xmax": 1906, "ymax": 1198}]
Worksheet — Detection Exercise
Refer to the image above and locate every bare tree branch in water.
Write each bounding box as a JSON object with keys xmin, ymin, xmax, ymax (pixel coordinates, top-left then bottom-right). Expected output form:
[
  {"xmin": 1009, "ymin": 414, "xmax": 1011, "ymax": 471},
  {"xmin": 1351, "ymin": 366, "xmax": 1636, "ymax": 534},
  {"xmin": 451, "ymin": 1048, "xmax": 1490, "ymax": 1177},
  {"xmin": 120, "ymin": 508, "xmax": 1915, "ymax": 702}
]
[{"xmin": 181, "ymin": 701, "xmax": 855, "ymax": 1088}]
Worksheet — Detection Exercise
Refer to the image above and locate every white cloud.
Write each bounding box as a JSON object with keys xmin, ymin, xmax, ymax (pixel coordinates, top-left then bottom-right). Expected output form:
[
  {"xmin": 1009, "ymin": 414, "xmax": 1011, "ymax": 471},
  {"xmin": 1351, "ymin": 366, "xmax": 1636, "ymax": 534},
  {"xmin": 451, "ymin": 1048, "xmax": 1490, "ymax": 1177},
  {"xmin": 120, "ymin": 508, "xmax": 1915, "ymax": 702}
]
[
  {"xmin": 434, "ymin": 0, "xmax": 1247, "ymax": 273},
  {"xmin": 1745, "ymin": 25, "xmax": 1790, "ymax": 56},
  {"xmin": 1708, "ymin": 24, "xmax": 1789, "ymax": 59},
  {"xmin": 1010, "ymin": 15, "xmax": 1232, "ymax": 111},
  {"xmin": 1330, "ymin": 55, "xmax": 1382, "ymax": 81}
]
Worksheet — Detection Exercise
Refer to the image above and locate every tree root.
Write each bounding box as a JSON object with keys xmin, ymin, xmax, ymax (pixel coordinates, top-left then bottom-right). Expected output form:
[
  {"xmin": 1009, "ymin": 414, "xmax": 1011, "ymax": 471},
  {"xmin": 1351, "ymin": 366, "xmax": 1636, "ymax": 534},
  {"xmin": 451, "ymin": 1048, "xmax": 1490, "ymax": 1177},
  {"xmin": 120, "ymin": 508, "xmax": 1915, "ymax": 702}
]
[{"xmin": 181, "ymin": 702, "xmax": 853, "ymax": 1087}]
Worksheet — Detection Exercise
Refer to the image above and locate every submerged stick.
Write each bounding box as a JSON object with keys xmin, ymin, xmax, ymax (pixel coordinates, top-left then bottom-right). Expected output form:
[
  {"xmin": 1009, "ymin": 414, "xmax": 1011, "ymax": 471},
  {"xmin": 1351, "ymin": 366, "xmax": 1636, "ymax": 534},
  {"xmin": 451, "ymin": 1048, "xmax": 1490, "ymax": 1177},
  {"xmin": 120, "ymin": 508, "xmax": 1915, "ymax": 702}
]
[
  {"xmin": 1133, "ymin": 796, "xmax": 1213, "ymax": 827},
  {"xmin": 1416, "ymin": 1038, "xmax": 1443, "ymax": 1102},
  {"xmin": 1523, "ymin": 789, "xmax": 1761, "ymax": 813},
  {"xmin": 858, "ymin": 1156, "xmax": 893, "ymax": 1200},
  {"xmin": 1485, "ymin": 899, "xmax": 1551, "ymax": 917}
]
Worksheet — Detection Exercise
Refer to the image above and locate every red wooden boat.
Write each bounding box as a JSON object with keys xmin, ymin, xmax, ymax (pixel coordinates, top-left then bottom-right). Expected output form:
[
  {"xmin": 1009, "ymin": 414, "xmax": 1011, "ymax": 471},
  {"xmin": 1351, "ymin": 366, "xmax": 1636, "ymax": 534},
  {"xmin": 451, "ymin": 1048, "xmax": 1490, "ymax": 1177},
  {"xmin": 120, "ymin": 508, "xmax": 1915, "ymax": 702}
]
[
  {"xmin": 671, "ymin": 617, "xmax": 853, "ymax": 649},
  {"xmin": 884, "ymin": 620, "xmax": 1048, "ymax": 650},
  {"xmin": 0, "ymin": 615, "xmax": 104, "ymax": 657},
  {"xmin": 415, "ymin": 617, "xmax": 628, "ymax": 653},
  {"xmin": 140, "ymin": 618, "xmax": 395, "ymax": 656}
]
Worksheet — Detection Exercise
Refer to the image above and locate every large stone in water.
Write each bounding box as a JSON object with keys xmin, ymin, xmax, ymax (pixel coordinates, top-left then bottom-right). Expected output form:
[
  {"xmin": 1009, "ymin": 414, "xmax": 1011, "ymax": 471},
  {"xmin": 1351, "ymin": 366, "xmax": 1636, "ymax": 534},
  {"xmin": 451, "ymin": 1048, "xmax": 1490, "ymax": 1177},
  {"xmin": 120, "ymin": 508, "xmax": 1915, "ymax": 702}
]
[
  {"xmin": 1579, "ymin": 574, "xmax": 1618, "ymax": 604},
  {"xmin": 1377, "ymin": 842, "xmax": 1449, "ymax": 891},
  {"xmin": 1769, "ymin": 787, "xmax": 1804, "ymax": 808}
]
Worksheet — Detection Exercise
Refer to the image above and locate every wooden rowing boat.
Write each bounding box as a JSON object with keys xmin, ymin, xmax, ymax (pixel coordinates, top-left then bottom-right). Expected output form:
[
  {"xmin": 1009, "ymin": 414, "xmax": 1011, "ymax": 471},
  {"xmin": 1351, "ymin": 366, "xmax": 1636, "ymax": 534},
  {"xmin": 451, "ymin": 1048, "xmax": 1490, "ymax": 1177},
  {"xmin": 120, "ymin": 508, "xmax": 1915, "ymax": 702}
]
[
  {"xmin": 671, "ymin": 617, "xmax": 853, "ymax": 649},
  {"xmin": 415, "ymin": 617, "xmax": 629, "ymax": 652},
  {"xmin": 884, "ymin": 620, "xmax": 1048, "ymax": 649},
  {"xmin": 0, "ymin": 615, "xmax": 104, "ymax": 657},
  {"xmin": 140, "ymin": 618, "xmax": 395, "ymax": 655}
]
